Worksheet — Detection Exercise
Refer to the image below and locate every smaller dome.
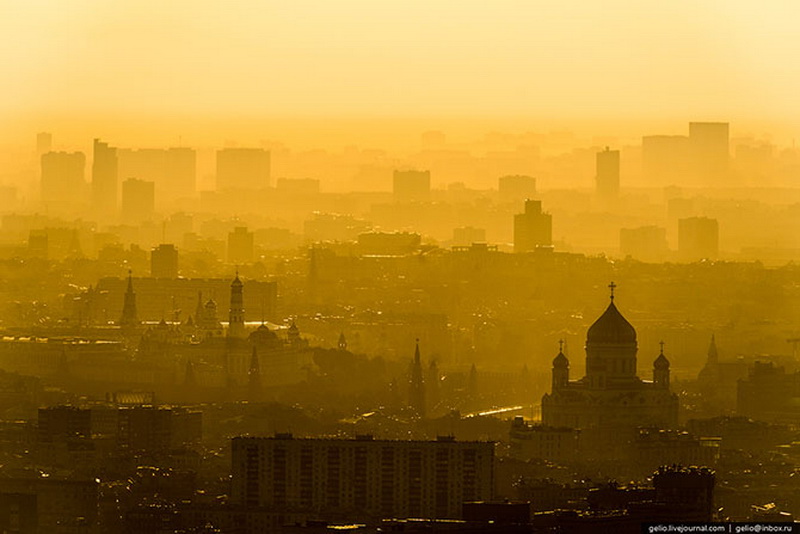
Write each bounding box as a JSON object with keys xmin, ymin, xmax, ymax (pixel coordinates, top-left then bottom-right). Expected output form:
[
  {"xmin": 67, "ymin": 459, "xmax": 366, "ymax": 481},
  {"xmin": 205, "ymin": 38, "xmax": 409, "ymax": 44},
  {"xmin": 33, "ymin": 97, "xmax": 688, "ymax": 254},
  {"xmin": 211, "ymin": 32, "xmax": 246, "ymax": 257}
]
[
  {"xmin": 553, "ymin": 351, "xmax": 569, "ymax": 368},
  {"xmin": 654, "ymin": 352, "xmax": 670, "ymax": 369}
]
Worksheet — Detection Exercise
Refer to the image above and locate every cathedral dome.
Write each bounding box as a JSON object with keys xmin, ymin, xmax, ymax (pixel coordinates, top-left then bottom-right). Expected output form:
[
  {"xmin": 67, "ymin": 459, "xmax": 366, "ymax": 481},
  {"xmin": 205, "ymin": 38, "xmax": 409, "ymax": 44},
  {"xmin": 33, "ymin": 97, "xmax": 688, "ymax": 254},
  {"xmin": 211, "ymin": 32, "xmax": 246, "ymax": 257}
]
[
  {"xmin": 586, "ymin": 300, "xmax": 636, "ymax": 345},
  {"xmin": 654, "ymin": 352, "xmax": 670, "ymax": 369}
]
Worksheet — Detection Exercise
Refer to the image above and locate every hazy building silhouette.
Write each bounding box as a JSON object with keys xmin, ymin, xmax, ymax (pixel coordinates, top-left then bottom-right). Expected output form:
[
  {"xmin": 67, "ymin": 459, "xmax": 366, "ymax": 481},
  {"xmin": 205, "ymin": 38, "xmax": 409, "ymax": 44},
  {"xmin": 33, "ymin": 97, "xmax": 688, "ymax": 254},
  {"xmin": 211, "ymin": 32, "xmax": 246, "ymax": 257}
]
[
  {"xmin": 596, "ymin": 147, "xmax": 620, "ymax": 197},
  {"xmin": 118, "ymin": 148, "xmax": 197, "ymax": 203},
  {"xmin": 393, "ymin": 170, "xmax": 431, "ymax": 202},
  {"xmin": 216, "ymin": 148, "xmax": 271, "ymax": 190},
  {"xmin": 620, "ymin": 226, "xmax": 668, "ymax": 262},
  {"xmin": 40, "ymin": 151, "xmax": 85, "ymax": 205},
  {"xmin": 678, "ymin": 216, "xmax": 719, "ymax": 261},
  {"xmin": 498, "ymin": 175, "xmax": 536, "ymax": 202},
  {"xmin": 91, "ymin": 138, "xmax": 118, "ymax": 217},
  {"xmin": 541, "ymin": 284, "xmax": 678, "ymax": 431},
  {"xmin": 151, "ymin": 244, "xmax": 179, "ymax": 278},
  {"xmin": 231, "ymin": 434, "xmax": 494, "ymax": 520},
  {"xmin": 121, "ymin": 178, "xmax": 155, "ymax": 223},
  {"xmin": 689, "ymin": 122, "xmax": 729, "ymax": 185},
  {"xmin": 513, "ymin": 199, "xmax": 552, "ymax": 252},
  {"xmin": 228, "ymin": 272, "xmax": 245, "ymax": 338},
  {"xmin": 227, "ymin": 227, "xmax": 254, "ymax": 264},
  {"xmin": 642, "ymin": 135, "xmax": 689, "ymax": 186}
]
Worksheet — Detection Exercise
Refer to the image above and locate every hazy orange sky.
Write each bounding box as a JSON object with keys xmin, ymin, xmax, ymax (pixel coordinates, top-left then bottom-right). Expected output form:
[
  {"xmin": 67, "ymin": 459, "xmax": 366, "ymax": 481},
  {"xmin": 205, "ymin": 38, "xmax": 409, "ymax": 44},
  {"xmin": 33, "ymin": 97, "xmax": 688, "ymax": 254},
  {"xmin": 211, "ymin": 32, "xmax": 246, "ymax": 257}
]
[{"xmin": 4, "ymin": 1, "xmax": 800, "ymax": 136}]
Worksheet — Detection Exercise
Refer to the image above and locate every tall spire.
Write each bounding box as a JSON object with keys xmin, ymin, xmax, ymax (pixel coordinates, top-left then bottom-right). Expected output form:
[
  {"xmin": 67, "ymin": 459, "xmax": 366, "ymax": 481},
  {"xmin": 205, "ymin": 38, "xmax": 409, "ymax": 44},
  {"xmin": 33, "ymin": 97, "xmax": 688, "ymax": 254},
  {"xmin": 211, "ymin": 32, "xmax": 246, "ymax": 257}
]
[
  {"xmin": 707, "ymin": 334, "xmax": 718, "ymax": 365},
  {"xmin": 409, "ymin": 340, "xmax": 425, "ymax": 418},
  {"xmin": 119, "ymin": 270, "xmax": 139, "ymax": 327}
]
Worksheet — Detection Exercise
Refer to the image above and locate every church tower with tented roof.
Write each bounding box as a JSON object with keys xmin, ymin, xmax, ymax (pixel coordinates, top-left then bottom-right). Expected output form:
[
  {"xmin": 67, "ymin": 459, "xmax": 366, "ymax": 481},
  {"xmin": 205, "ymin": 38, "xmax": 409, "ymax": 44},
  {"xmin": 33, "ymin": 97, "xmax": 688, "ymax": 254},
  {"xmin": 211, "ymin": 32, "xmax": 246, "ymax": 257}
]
[{"xmin": 541, "ymin": 282, "xmax": 678, "ymax": 430}]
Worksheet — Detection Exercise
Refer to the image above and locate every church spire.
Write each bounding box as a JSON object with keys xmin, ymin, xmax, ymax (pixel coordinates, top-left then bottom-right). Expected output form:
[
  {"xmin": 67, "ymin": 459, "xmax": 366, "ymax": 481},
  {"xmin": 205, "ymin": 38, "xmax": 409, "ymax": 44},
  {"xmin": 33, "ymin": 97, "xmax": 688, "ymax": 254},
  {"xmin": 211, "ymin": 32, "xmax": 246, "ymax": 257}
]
[
  {"xmin": 707, "ymin": 334, "xmax": 718, "ymax": 365},
  {"xmin": 409, "ymin": 339, "xmax": 425, "ymax": 418},
  {"xmin": 119, "ymin": 270, "xmax": 139, "ymax": 327}
]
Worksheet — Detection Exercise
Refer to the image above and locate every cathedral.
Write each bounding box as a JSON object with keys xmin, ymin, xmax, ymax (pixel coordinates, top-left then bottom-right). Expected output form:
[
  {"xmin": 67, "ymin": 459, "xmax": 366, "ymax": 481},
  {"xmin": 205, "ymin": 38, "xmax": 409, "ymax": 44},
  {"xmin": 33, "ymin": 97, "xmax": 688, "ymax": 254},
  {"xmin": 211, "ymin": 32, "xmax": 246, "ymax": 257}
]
[{"xmin": 541, "ymin": 283, "xmax": 678, "ymax": 430}]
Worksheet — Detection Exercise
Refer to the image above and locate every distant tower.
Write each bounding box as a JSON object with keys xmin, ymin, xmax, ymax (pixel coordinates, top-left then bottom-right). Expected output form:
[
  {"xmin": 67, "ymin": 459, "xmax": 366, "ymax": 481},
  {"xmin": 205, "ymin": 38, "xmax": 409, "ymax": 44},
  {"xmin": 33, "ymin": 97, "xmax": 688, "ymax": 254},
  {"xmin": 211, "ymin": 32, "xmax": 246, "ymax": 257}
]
[
  {"xmin": 91, "ymin": 138, "xmax": 118, "ymax": 218},
  {"xmin": 338, "ymin": 332, "xmax": 347, "ymax": 351},
  {"xmin": 596, "ymin": 147, "xmax": 620, "ymax": 197},
  {"xmin": 552, "ymin": 340, "xmax": 569, "ymax": 391},
  {"xmin": 228, "ymin": 272, "xmax": 245, "ymax": 338},
  {"xmin": 248, "ymin": 346, "xmax": 261, "ymax": 400},
  {"xmin": 513, "ymin": 200, "xmax": 552, "ymax": 253},
  {"xmin": 409, "ymin": 340, "xmax": 426, "ymax": 418},
  {"xmin": 653, "ymin": 341, "xmax": 670, "ymax": 389},
  {"xmin": 119, "ymin": 271, "xmax": 139, "ymax": 327}
]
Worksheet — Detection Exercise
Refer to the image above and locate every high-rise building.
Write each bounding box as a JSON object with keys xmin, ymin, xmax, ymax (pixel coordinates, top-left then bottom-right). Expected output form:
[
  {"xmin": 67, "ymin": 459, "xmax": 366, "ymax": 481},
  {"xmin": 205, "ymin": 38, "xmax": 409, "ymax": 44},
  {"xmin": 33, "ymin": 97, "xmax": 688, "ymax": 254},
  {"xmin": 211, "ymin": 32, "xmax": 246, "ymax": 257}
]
[
  {"xmin": 40, "ymin": 151, "xmax": 86, "ymax": 205},
  {"xmin": 231, "ymin": 434, "xmax": 494, "ymax": 520},
  {"xmin": 227, "ymin": 227, "xmax": 254, "ymax": 264},
  {"xmin": 121, "ymin": 178, "xmax": 155, "ymax": 223},
  {"xmin": 151, "ymin": 244, "xmax": 179, "ymax": 278},
  {"xmin": 393, "ymin": 170, "xmax": 431, "ymax": 202},
  {"xmin": 91, "ymin": 138, "xmax": 118, "ymax": 217},
  {"xmin": 678, "ymin": 216, "xmax": 719, "ymax": 261},
  {"xmin": 513, "ymin": 199, "xmax": 552, "ymax": 252},
  {"xmin": 498, "ymin": 175, "xmax": 536, "ymax": 203},
  {"xmin": 118, "ymin": 148, "xmax": 197, "ymax": 203},
  {"xmin": 619, "ymin": 226, "xmax": 668, "ymax": 262},
  {"xmin": 216, "ymin": 148, "xmax": 271, "ymax": 190},
  {"xmin": 689, "ymin": 122, "xmax": 729, "ymax": 185},
  {"xmin": 596, "ymin": 147, "xmax": 620, "ymax": 197}
]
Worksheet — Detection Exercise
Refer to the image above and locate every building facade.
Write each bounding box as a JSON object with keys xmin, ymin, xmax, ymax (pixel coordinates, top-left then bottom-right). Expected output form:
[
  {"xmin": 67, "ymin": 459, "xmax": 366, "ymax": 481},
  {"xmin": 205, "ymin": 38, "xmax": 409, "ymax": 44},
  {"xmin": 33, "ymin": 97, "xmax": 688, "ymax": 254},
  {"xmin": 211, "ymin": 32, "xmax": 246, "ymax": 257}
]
[{"xmin": 231, "ymin": 434, "xmax": 494, "ymax": 521}]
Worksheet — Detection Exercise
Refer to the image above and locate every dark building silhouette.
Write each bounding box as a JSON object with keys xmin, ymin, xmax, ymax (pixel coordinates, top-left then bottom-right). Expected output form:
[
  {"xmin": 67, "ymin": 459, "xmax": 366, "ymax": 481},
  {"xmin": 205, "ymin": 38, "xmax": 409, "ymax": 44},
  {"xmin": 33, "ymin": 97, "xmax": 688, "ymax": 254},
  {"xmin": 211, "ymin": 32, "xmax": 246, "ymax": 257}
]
[
  {"xmin": 91, "ymin": 138, "xmax": 118, "ymax": 217},
  {"xmin": 393, "ymin": 170, "xmax": 431, "ymax": 202},
  {"xmin": 36, "ymin": 132, "xmax": 52, "ymax": 157},
  {"xmin": 248, "ymin": 346, "xmax": 261, "ymax": 401},
  {"xmin": 231, "ymin": 434, "xmax": 494, "ymax": 520},
  {"xmin": 228, "ymin": 273, "xmax": 245, "ymax": 339},
  {"xmin": 216, "ymin": 148, "xmax": 271, "ymax": 190},
  {"xmin": 596, "ymin": 147, "xmax": 620, "ymax": 197},
  {"xmin": 513, "ymin": 199, "xmax": 552, "ymax": 252},
  {"xmin": 151, "ymin": 244, "xmax": 179, "ymax": 278},
  {"xmin": 408, "ymin": 340, "xmax": 426, "ymax": 418},
  {"xmin": 119, "ymin": 271, "xmax": 139, "ymax": 327},
  {"xmin": 542, "ymin": 283, "xmax": 679, "ymax": 432}
]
